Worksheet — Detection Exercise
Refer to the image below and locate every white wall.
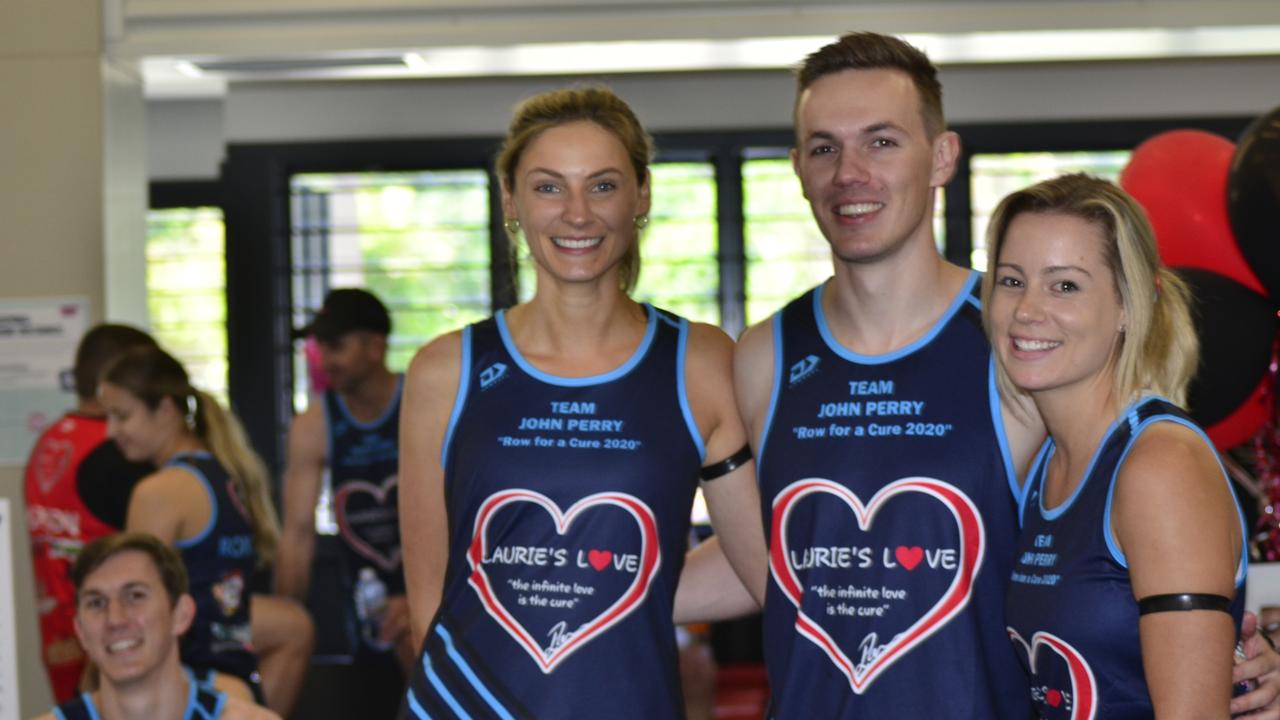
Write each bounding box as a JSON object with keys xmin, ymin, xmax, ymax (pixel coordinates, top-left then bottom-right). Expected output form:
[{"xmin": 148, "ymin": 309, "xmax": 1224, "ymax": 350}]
[{"xmin": 146, "ymin": 55, "xmax": 1280, "ymax": 180}]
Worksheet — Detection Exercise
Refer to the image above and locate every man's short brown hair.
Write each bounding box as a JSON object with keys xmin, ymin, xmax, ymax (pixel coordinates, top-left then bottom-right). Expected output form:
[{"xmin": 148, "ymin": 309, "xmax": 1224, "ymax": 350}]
[
  {"xmin": 72, "ymin": 532, "xmax": 189, "ymax": 607},
  {"xmin": 796, "ymin": 31, "xmax": 945, "ymax": 137}
]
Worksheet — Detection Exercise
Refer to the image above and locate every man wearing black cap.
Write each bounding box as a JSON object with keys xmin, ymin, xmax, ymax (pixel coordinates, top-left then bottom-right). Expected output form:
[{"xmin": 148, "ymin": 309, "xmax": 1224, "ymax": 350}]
[{"xmin": 276, "ymin": 288, "xmax": 409, "ymax": 718}]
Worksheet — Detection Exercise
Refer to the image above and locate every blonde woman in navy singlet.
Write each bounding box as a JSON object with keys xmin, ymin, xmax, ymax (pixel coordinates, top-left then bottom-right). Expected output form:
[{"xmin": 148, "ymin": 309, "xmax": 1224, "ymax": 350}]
[
  {"xmin": 985, "ymin": 174, "xmax": 1249, "ymax": 718},
  {"xmin": 399, "ymin": 86, "xmax": 768, "ymax": 718},
  {"xmin": 99, "ymin": 347, "xmax": 311, "ymax": 717}
]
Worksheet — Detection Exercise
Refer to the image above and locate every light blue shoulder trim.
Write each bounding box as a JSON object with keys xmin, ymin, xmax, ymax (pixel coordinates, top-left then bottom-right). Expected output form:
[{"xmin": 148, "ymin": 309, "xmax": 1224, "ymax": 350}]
[
  {"xmin": 74, "ymin": 693, "xmax": 101, "ymax": 720},
  {"xmin": 1038, "ymin": 407, "xmax": 1133, "ymax": 522},
  {"xmin": 674, "ymin": 316, "xmax": 708, "ymax": 463},
  {"xmin": 168, "ymin": 456, "xmax": 219, "ymax": 549},
  {"xmin": 334, "ymin": 374, "xmax": 404, "ymax": 430},
  {"xmin": 988, "ymin": 357, "xmax": 1021, "ymax": 504},
  {"xmin": 1104, "ymin": 399, "xmax": 1251, "ymax": 587},
  {"xmin": 495, "ymin": 304, "xmax": 658, "ymax": 386},
  {"xmin": 755, "ymin": 311, "xmax": 786, "ymax": 472},
  {"xmin": 436, "ymin": 625, "xmax": 515, "ymax": 720},
  {"xmin": 1019, "ymin": 440, "xmax": 1053, "ymax": 528},
  {"xmin": 440, "ymin": 326, "xmax": 473, "ymax": 468},
  {"xmin": 814, "ymin": 270, "xmax": 981, "ymax": 364}
]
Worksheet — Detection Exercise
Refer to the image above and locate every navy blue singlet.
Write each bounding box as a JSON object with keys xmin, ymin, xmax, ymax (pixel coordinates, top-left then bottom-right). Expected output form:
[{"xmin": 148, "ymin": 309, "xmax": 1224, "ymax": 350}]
[
  {"xmin": 169, "ymin": 452, "xmax": 260, "ymax": 688},
  {"xmin": 326, "ymin": 376, "xmax": 406, "ymax": 607},
  {"xmin": 757, "ymin": 273, "xmax": 1029, "ymax": 718},
  {"xmin": 1005, "ymin": 397, "xmax": 1247, "ymax": 719},
  {"xmin": 406, "ymin": 305, "xmax": 704, "ymax": 720},
  {"xmin": 53, "ymin": 668, "xmax": 226, "ymax": 720}
]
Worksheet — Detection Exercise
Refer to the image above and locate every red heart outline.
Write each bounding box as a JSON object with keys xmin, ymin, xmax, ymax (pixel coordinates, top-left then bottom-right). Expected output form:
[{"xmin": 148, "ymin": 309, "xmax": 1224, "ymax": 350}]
[
  {"xmin": 1006, "ymin": 628, "xmax": 1097, "ymax": 720},
  {"xmin": 468, "ymin": 489, "xmax": 660, "ymax": 674},
  {"xmin": 334, "ymin": 475, "xmax": 402, "ymax": 573},
  {"xmin": 769, "ymin": 477, "xmax": 985, "ymax": 693}
]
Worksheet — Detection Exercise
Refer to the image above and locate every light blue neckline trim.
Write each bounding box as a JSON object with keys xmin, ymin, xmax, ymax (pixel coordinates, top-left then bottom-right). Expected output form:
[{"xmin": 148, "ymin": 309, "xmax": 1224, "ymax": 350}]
[
  {"xmin": 168, "ymin": 455, "xmax": 218, "ymax": 549},
  {"xmin": 334, "ymin": 374, "xmax": 404, "ymax": 430},
  {"xmin": 1103, "ymin": 399, "xmax": 1250, "ymax": 587},
  {"xmin": 988, "ymin": 357, "xmax": 1021, "ymax": 506},
  {"xmin": 440, "ymin": 327, "xmax": 473, "ymax": 468},
  {"xmin": 813, "ymin": 270, "xmax": 980, "ymax": 365},
  {"xmin": 495, "ymin": 304, "xmax": 658, "ymax": 387},
  {"xmin": 1036, "ymin": 404, "xmax": 1133, "ymax": 522},
  {"xmin": 436, "ymin": 625, "xmax": 515, "ymax": 720},
  {"xmin": 673, "ymin": 316, "xmax": 707, "ymax": 463},
  {"xmin": 755, "ymin": 312, "xmax": 786, "ymax": 472},
  {"xmin": 74, "ymin": 693, "xmax": 102, "ymax": 720}
]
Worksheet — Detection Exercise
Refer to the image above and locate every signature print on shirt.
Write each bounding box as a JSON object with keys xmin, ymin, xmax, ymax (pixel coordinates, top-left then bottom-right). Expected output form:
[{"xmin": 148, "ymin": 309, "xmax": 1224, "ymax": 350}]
[
  {"xmin": 771, "ymin": 477, "xmax": 984, "ymax": 692},
  {"xmin": 468, "ymin": 489, "xmax": 660, "ymax": 673}
]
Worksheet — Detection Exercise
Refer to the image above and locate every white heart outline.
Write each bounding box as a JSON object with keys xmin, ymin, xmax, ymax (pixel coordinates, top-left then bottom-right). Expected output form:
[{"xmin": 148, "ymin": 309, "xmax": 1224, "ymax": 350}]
[
  {"xmin": 467, "ymin": 489, "xmax": 661, "ymax": 674},
  {"xmin": 334, "ymin": 475, "xmax": 402, "ymax": 573},
  {"xmin": 770, "ymin": 476, "xmax": 985, "ymax": 693},
  {"xmin": 1006, "ymin": 627, "xmax": 1098, "ymax": 720}
]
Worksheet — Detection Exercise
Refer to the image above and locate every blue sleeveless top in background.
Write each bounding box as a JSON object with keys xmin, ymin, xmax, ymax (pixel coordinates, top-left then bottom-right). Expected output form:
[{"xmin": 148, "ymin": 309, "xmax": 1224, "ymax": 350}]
[
  {"xmin": 53, "ymin": 668, "xmax": 227, "ymax": 720},
  {"xmin": 169, "ymin": 452, "xmax": 260, "ymax": 687},
  {"xmin": 325, "ymin": 376, "xmax": 405, "ymax": 660},
  {"xmin": 406, "ymin": 305, "xmax": 704, "ymax": 720},
  {"xmin": 1005, "ymin": 396, "xmax": 1247, "ymax": 719},
  {"xmin": 758, "ymin": 274, "xmax": 1029, "ymax": 719}
]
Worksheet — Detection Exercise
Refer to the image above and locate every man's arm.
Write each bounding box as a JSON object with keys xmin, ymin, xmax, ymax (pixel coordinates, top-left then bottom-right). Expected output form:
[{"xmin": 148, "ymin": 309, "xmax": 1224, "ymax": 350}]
[
  {"xmin": 273, "ymin": 404, "xmax": 327, "ymax": 600},
  {"xmin": 674, "ymin": 319, "xmax": 776, "ymax": 624}
]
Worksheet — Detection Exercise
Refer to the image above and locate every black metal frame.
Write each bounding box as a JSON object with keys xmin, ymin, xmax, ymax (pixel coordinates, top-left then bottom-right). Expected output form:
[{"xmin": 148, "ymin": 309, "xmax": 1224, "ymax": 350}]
[{"xmin": 149, "ymin": 115, "xmax": 1254, "ymax": 477}]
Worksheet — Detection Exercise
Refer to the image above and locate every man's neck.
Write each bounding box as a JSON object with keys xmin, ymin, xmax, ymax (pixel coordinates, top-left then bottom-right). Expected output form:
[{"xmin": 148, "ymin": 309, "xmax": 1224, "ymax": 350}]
[
  {"xmin": 76, "ymin": 398, "xmax": 104, "ymax": 418},
  {"xmin": 93, "ymin": 663, "xmax": 189, "ymax": 720},
  {"xmin": 340, "ymin": 367, "xmax": 398, "ymax": 423},
  {"xmin": 823, "ymin": 245, "xmax": 971, "ymax": 356}
]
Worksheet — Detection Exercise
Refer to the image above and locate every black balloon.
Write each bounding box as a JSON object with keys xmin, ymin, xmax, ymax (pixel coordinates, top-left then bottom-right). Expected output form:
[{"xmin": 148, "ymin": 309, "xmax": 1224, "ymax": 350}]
[
  {"xmin": 1228, "ymin": 106, "xmax": 1280, "ymax": 301},
  {"xmin": 1177, "ymin": 268, "xmax": 1276, "ymax": 427}
]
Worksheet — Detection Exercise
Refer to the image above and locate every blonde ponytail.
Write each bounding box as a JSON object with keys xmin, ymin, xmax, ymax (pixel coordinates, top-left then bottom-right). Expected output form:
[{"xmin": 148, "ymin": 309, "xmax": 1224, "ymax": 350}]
[{"xmin": 193, "ymin": 390, "xmax": 281, "ymax": 567}]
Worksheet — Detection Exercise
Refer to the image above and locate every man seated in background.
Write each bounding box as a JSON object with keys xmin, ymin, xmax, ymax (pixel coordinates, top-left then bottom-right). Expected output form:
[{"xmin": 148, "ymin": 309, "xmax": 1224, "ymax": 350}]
[{"xmin": 36, "ymin": 532, "xmax": 279, "ymax": 720}]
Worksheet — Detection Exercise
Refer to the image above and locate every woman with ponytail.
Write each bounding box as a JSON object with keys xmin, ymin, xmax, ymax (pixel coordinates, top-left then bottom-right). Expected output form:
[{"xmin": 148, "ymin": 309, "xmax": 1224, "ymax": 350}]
[
  {"xmin": 982, "ymin": 174, "xmax": 1250, "ymax": 717},
  {"xmin": 99, "ymin": 346, "xmax": 310, "ymax": 715}
]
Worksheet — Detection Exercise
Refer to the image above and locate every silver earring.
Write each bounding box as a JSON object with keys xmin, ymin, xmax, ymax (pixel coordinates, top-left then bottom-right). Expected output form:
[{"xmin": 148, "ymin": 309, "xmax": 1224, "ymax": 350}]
[
  {"xmin": 504, "ymin": 218, "xmax": 521, "ymax": 235},
  {"xmin": 184, "ymin": 394, "xmax": 198, "ymax": 431},
  {"xmin": 634, "ymin": 215, "xmax": 649, "ymax": 229}
]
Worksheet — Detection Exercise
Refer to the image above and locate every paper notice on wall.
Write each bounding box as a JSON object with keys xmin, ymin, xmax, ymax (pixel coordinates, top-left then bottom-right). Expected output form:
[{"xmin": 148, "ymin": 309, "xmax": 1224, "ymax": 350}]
[
  {"xmin": 0, "ymin": 499, "xmax": 20, "ymax": 720},
  {"xmin": 0, "ymin": 297, "xmax": 88, "ymax": 464}
]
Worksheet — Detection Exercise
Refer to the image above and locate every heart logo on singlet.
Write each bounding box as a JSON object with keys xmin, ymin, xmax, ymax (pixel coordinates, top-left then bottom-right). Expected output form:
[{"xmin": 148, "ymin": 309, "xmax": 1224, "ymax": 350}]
[
  {"xmin": 335, "ymin": 475, "xmax": 402, "ymax": 573},
  {"xmin": 1006, "ymin": 628, "xmax": 1097, "ymax": 719},
  {"xmin": 770, "ymin": 477, "xmax": 984, "ymax": 693},
  {"xmin": 468, "ymin": 489, "xmax": 660, "ymax": 673}
]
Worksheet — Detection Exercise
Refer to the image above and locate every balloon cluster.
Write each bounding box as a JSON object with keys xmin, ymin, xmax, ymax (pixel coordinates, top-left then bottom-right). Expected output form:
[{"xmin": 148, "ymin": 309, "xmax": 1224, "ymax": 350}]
[{"xmin": 1119, "ymin": 108, "xmax": 1280, "ymax": 557}]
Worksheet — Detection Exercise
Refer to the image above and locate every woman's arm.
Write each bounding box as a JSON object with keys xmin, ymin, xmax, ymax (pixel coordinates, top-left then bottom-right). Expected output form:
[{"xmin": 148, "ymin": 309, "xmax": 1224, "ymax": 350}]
[
  {"xmin": 398, "ymin": 331, "xmax": 463, "ymax": 652},
  {"xmin": 125, "ymin": 468, "xmax": 205, "ymax": 545},
  {"xmin": 680, "ymin": 323, "xmax": 768, "ymax": 611},
  {"xmin": 1113, "ymin": 423, "xmax": 1243, "ymax": 719}
]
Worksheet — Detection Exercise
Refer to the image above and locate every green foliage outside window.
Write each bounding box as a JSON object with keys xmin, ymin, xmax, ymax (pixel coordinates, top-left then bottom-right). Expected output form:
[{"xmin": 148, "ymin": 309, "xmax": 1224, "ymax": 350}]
[
  {"xmin": 969, "ymin": 151, "xmax": 1131, "ymax": 270},
  {"xmin": 146, "ymin": 207, "xmax": 228, "ymax": 404}
]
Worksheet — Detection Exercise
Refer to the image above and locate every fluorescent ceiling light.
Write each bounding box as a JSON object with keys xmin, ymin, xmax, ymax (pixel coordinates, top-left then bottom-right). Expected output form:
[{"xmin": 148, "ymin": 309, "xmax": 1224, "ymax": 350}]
[{"xmin": 141, "ymin": 25, "xmax": 1280, "ymax": 98}]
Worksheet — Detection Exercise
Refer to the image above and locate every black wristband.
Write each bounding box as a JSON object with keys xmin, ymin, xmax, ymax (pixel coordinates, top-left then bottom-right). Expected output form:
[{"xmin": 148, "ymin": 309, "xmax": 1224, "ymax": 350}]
[
  {"xmin": 1137, "ymin": 593, "xmax": 1232, "ymax": 616},
  {"xmin": 700, "ymin": 444, "xmax": 752, "ymax": 482}
]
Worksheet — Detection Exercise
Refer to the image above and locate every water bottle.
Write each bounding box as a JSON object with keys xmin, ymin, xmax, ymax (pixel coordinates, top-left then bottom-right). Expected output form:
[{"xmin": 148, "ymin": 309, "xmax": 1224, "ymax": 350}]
[{"xmin": 353, "ymin": 566, "xmax": 393, "ymax": 651}]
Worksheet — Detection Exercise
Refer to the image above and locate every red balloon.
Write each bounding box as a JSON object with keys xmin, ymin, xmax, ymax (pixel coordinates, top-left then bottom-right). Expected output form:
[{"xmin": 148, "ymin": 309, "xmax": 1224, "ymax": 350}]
[
  {"xmin": 1206, "ymin": 372, "xmax": 1271, "ymax": 451},
  {"xmin": 1120, "ymin": 130, "xmax": 1268, "ymax": 296}
]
